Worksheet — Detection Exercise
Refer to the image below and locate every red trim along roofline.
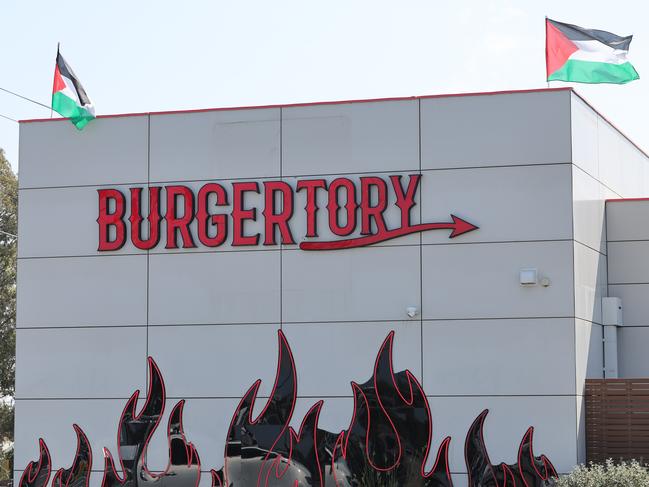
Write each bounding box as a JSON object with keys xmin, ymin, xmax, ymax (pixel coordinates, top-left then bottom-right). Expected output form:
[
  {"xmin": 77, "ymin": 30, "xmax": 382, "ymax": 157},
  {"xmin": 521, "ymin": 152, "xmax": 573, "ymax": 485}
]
[
  {"xmin": 19, "ymin": 87, "xmax": 572, "ymax": 123},
  {"xmin": 21, "ymin": 86, "xmax": 648, "ymax": 159},
  {"xmin": 606, "ymin": 197, "xmax": 649, "ymax": 203}
]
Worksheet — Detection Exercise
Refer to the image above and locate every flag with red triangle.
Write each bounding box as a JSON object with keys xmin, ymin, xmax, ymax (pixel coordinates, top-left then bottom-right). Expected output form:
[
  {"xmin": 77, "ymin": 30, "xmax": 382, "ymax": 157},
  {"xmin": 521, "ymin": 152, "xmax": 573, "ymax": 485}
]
[
  {"xmin": 52, "ymin": 49, "xmax": 95, "ymax": 129},
  {"xmin": 546, "ymin": 18, "xmax": 639, "ymax": 84}
]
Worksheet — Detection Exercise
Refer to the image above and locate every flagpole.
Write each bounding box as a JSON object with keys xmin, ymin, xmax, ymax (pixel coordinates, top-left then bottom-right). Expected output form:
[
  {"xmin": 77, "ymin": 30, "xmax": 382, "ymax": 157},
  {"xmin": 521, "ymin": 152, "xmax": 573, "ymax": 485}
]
[
  {"xmin": 50, "ymin": 42, "xmax": 59, "ymax": 118},
  {"xmin": 545, "ymin": 16, "xmax": 550, "ymax": 88}
]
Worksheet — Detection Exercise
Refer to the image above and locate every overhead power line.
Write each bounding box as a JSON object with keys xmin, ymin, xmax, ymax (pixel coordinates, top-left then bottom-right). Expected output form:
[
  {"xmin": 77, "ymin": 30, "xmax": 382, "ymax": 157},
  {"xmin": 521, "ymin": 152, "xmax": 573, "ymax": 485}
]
[
  {"xmin": 0, "ymin": 114, "xmax": 17, "ymax": 123},
  {"xmin": 0, "ymin": 230, "xmax": 16, "ymax": 239},
  {"xmin": 0, "ymin": 86, "xmax": 51, "ymax": 110}
]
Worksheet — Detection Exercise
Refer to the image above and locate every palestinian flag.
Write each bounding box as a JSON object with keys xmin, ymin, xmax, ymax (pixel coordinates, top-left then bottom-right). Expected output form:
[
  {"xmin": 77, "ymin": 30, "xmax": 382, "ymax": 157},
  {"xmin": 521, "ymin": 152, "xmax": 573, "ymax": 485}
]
[
  {"xmin": 52, "ymin": 50, "xmax": 95, "ymax": 129},
  {"xmin": 546, "ymin": 18, "xmax": 639, "ymax": 84}
]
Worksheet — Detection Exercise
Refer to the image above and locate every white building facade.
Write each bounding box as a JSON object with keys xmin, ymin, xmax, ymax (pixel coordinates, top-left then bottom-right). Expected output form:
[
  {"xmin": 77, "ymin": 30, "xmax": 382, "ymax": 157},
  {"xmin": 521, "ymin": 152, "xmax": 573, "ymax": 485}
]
[{"xmin": 14, "ymin": 87, "xmax": 649, "ymax": 486}]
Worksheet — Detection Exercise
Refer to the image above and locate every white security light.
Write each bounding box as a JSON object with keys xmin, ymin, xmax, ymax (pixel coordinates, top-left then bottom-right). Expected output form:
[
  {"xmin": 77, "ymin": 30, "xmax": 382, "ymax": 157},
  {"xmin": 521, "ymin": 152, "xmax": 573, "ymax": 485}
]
[{"xmin": 519, "ymin": 268, "xmax": 538, "ymax": 286}]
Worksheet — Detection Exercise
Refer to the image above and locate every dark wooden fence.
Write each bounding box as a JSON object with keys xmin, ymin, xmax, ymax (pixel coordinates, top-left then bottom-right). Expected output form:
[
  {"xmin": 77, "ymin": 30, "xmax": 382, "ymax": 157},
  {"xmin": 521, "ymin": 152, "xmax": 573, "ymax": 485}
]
[{"xmin": 585, "ymin": 379, "xmax": 649, "ymax": 462}]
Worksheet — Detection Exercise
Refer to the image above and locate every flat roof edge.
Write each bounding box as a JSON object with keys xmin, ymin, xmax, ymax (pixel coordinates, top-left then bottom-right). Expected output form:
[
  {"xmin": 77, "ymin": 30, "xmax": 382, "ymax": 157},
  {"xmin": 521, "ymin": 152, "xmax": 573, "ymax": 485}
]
[
  {"xmin": 19, "ymin": 87, "xmax": 572, "ymax": 124},
  {"xmin": 606, "ymin": 197, "xmax": 649, "ymax": 203}
]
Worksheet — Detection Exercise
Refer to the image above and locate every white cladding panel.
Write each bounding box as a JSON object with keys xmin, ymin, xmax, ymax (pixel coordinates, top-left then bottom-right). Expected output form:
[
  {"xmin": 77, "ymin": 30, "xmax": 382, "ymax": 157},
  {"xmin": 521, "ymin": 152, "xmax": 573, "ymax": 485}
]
[
  {"xmin": 420, "ymin": 90, "xmax": 571, "ymax": 169},
  {"xmin": 572, "ymin": 165, "xmax": 606, "ymax": 254},
  {"xmin": 22, "ymin": 89, "xmax": 649, "ymax": 479},
  {"xmin": 282, "ymin": 100, "xmax": 419, "ymax": 176},
  {"xmin": 18, "ymin": 117, "xmax": 148, "ymax": 189},
  {"xmin": 282, "ymin": 245, "xmax": 421, "ymax": 323},
  {"xmin": 421, "ymin": 241, "xmax": 574, "ymax": 320},
  {"xmin": 574, "ymin": 242, "xmax": 606, "ymax": 325},
  {"xmin": 149, "ymin": 108, "xmax": 281, "ymax": 182},
  {"xmin": 17, "ymin": 255, "xmax": 147, "ymax": 328},
  {"xmin": 419, "ymin": 164, "xmax": 573, "ymax": 244},
  {"xmin": 422, "ymin": 318, "xmax": 576, "ymax": 395},
  {"xmin": 608, "ymin": 241, "xmax": 649, "ymax": 284},
  {"xmin": 598, "ymin": 119, "xmax": 648, "ymax": 198},
  {"xmin": 607, "ymin": 200, "xmax": 649, "ymax": 241},
  {"xmin": 571, "ymin": 95, "xmax": 599, "ymax": 179},
  {"xmin": 605, "ymin": 199, "xmax": 649, "ymax": 380},
  {"xmin": 575, "ymin": 320, "xmax": 604, "ymax": 388},
  {"xmin": 148, "ymin": 250, "xmax": 281, "ymax": 325},
  {"xmin": 618, "ymin": 327, "xmax": 649, "ymax": 377},
  {"xmin": 608, "ymin": 284, "xmax": 649, "ymax": 326},
  {"xmin": 15, "ymin": 326, "xmax": 147, "ymax": 399}
]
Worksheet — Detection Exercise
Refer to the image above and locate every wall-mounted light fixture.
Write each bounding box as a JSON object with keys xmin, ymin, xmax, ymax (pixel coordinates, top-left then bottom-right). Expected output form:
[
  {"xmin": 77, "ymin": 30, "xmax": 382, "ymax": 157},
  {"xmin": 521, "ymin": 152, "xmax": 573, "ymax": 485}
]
[{"xmin": 519, "ymin": 268, "xmax": 538, "ymax": 286}]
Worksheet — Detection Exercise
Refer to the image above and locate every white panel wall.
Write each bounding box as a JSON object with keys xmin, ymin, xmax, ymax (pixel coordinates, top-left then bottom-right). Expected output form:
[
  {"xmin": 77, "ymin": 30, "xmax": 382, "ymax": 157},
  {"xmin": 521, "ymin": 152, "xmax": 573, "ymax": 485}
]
[
  {"xmin": 423, "ymin": 318, "xmax": 576, "ymax": 395},
  {"xmin": 148, "ymin": 251, "xmax": 280, "ymax": 325},
  {"xmin": 574, "ymin": 242, "xmax": 606, "ymax": 325},
  {"xmin": 420, "ymin": 90, "xmax": 572, "ymax": 169},
  {"xmin": 419, "ymin": 164, "xmax": 573, "ymax": 245},
  {"xmin": 282, "ymin": 100, "xmax": 419, "ymax": 176},
  {"xmin": 283, "ymin": 245, "xmax": 421, "ymax": 323},
  {"xmin": 569, "ymin": 93, "xmax": 649, "ymax": 465},
  {"xmin": 149, "ymin": 108, "xmax": 281, "ymax": 182},
  {"xmin": 17, "ymin": 255, "xmax": 147, "ymax": 327},
  {"xmin": 15, "ymin": 327, "xmax": 147, "ymax": 399},
  {"xmin": 16, "ymin": 116, "xmax": 152, "ymax": 482},
  {"xmin": 606, "ymin": 199, "xmax": 649, "ymax": 378},
  {"xmin": 20, "ymin": 89, "xmax": 626, "ymax": 481},
  {"xmin": 19, "ymin": 117, "xmax": 148, "ymax": 189},
  {"xmin": 422, "ymin": 241, "xmax": 574, "ymax": 320}
]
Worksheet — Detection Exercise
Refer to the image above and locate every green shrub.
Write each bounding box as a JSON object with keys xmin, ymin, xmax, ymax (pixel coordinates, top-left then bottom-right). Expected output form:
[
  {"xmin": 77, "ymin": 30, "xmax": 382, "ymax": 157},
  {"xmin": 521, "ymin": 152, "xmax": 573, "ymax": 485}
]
[{"xmin": 557, "ymin": 459, "xmax": 649, "ymax": 487}]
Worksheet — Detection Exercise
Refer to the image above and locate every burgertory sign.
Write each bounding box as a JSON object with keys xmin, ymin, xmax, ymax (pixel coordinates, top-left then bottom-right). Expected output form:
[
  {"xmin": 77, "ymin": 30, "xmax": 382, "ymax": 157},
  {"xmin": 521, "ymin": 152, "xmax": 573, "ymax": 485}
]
[{"xmin": 97, "ymin": 174, "xmax": 478, "ymax": 251}]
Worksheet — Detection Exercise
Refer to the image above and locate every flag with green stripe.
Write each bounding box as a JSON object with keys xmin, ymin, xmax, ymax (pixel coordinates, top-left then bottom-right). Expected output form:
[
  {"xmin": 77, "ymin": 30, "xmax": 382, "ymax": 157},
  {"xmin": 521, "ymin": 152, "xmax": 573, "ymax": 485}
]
[
  {"xmin": 52, "ymin": 50, "xmax": 95, "ymax": 129},
  {"xmin": 546, "ymin": 18, "xmax": 639, "ymax": 84}
]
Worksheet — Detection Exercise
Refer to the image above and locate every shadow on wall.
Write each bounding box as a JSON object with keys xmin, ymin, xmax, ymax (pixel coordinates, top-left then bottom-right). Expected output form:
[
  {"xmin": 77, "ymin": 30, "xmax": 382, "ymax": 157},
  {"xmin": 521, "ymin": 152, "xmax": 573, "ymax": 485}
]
[{"xmin": 19, "ymin": 330, "xmax": 557, "ymax": 487}]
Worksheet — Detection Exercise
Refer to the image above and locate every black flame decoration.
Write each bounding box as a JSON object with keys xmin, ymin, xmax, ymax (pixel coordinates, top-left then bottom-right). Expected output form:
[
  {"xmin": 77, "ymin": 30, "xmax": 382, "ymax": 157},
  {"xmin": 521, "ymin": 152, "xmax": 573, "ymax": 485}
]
[
  {"xmin": 19, "ymin": 330, "xmax": 557, "ymax": 487},
  {"xmin": 465, "ymin": 410, "xmax": 557, "ymax": 487}
]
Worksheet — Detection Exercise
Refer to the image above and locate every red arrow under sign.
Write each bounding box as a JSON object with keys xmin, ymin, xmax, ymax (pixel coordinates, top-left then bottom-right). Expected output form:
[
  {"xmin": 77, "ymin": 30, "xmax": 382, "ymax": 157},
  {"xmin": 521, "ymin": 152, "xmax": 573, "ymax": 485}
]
[{"xmin": 299, "ymin": 214, "xmax": 478, "ymax": 251}]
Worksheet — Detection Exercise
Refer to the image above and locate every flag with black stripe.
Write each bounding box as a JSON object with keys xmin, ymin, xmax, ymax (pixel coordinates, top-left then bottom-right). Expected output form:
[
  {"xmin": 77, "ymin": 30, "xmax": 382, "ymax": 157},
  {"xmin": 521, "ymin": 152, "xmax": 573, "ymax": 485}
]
[
  {"xmin": 52, "ymin": 49, "xmax": 95, "ymax": 129},
  {"xmin": 546, "ymin": 18, "xmax": 639, "ymax": 84}
]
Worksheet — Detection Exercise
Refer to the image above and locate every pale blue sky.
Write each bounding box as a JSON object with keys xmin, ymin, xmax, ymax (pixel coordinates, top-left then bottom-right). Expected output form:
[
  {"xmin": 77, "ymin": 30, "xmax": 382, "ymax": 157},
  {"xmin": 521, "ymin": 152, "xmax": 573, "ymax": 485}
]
[{"xmin": 2, "ymin": 0, "xmax": 648, "ymax": 173}]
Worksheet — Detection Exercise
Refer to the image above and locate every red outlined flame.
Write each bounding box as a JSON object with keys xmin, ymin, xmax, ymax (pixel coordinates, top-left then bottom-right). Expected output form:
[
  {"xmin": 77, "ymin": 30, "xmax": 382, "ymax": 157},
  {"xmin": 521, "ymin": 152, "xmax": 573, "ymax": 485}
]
[
  {"xmin": 300, "ymin": 215, "xmax": 478, "ymax": 250},
  {"xmin": 517, "ymin": 428, "xmax": 558, "ymax": 487},
  {"xmin": 19, "ymin": 330, "xmax": 558, "ymax": 487},
  {"xmin": 217, "ymin": 329, "xmax": 455, "ymax": 486},
  {"xmin": 151, "ymin": 401, "xmax": 201, "ymax": 482},
  {"xmin": 19, "ymin": 439, "xmax": 51, "ymax": 487},
  {"xmin": 331, "ymin": 331, "xmax": 453, "ymax": 486},
  {"xmin": 465, "ymin": 409, "xmax": 558, "ymax": 487},
  {"xmin": 102, "ymin": 357, "xmax": 200, "ymax": 487},
  {"xmin": 210, "ymin": 470, "xmax": 224, "ymax": 487},
  {"xmin": 264, "ymin": 401, "xmax": 324, "ymax": 487},
  {"xmin": 52, "ymin": 425, "xmax": 92, "ymax": 487},
  {"xmin": 221, "ymin": 330, "xmax": 297, "ymax": 487}
]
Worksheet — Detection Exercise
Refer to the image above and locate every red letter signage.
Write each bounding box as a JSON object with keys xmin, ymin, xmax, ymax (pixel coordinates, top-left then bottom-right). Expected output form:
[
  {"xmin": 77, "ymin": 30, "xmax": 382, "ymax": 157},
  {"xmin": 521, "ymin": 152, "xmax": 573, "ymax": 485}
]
[
  {"xmin": 97, "ymin": 174, "xmax": 478, "ymax": 252},
  {"xmin": 129, "ymin": 187, "xmax": 161, "ymax": 250},
  {"xmin": 165, "ymin": 185, "xmax": 196, "ymax": 249},
  {"xmin": 97, "ymin": 189, "xmax": 126, "ymax": 251}
]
